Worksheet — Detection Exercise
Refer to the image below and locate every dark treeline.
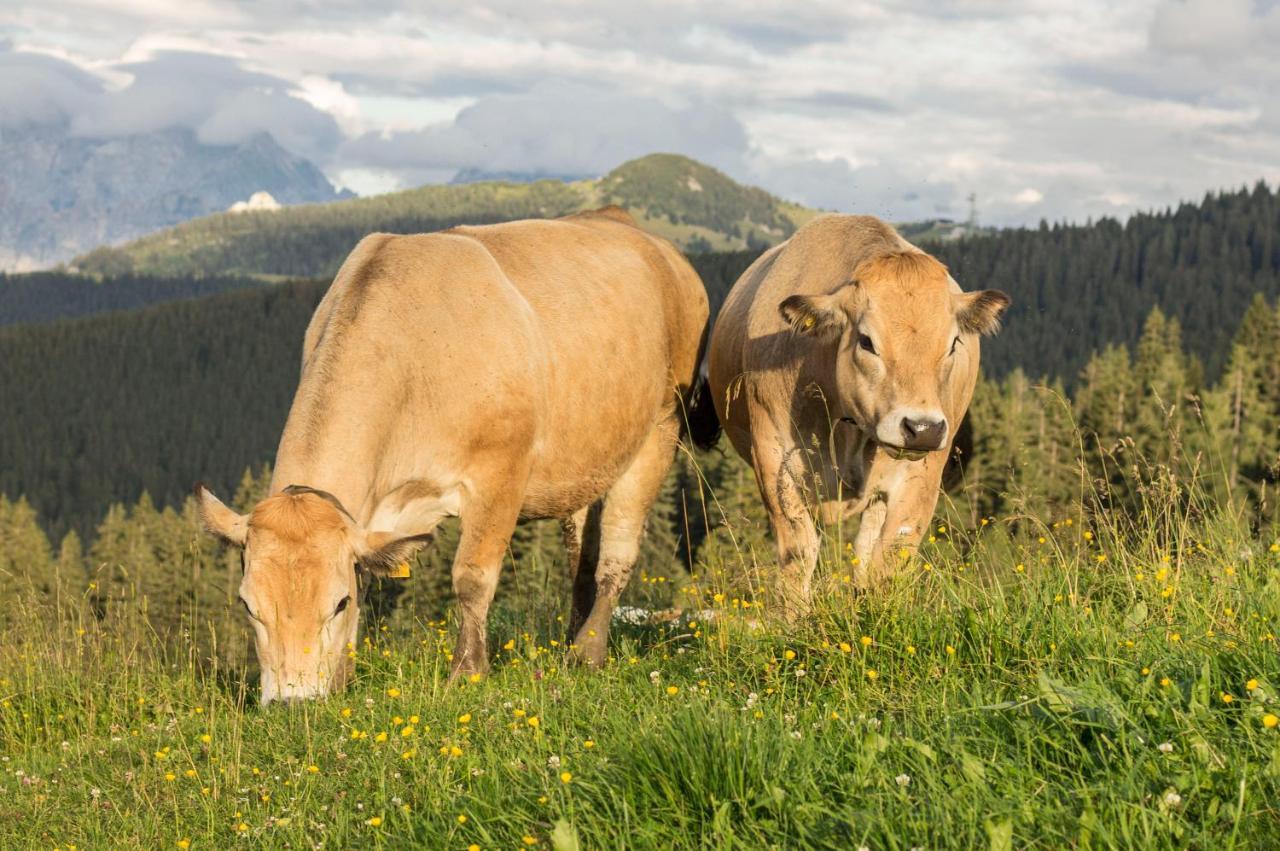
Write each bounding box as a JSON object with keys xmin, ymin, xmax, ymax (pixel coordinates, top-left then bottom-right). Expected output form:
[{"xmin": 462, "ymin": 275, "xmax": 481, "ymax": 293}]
[
  {"xmin": 0, "ymin": 270, "xmax": 263, "ymax": 326},
  {"xmin": 936, "ymin": 181, "xmax": 1280, "ymax": 383},
  {"xmin": 0, "ymin": 280, "xmax": 325, "ymax": 539}
]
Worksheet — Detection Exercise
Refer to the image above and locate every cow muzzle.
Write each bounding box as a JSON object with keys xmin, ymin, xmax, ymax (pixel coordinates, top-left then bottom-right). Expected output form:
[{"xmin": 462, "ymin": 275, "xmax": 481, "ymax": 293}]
[{"xmin": 874, "ymin": 411, "xmax": 948, "ymax": 460}]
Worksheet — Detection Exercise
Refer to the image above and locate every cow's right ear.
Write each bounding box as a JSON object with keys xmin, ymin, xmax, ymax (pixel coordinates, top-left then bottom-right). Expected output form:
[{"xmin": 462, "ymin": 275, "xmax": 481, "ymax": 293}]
[
  {"xmin": 194, "ymin": 483, "xmax": 248, "ymax": 547},
  {"xmin": 779, "ymin": 294, "xmax": 847, "ymax": 340}
]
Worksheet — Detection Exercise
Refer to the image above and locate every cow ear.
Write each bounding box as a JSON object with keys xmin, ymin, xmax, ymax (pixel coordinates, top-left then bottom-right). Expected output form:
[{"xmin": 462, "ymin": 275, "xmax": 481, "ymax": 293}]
[
  {"xmin": 356, "ymin": 530, "xmax": 435, "ymax": 577},
  {"xmin": 779, "ymin": 294, "xmax": 848, "ymax": 340},
  {"xmin": 956, "ymin": 290, "xmax": 1011, "ymax": 336},
  {"xmin": 194, "ymin": 483, "xmax": 248, "ymax": 547}
]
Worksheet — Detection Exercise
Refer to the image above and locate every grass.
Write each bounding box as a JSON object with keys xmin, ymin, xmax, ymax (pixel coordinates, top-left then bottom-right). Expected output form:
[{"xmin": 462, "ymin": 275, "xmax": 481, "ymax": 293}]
[{"xmin": 4, "ymin": 496, "xmax": 1280, "ymax": 850}]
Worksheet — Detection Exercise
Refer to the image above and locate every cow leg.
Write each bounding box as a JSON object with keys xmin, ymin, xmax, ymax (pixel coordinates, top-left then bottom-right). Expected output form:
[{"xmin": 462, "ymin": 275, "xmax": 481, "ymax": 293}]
[
  {"xmin": 565, "ymin": 503, "xmax": 601, "ymax": 640},
  {"xmin": 753, "ymin": 433, "xmax": 819, "ymax": 621},
  {"xmin": 569, "ymin": 418, "xmax": 679, "ymax": 667},
  {"xmin": 449, "ymin": 478, "xmax": 526, "ymax": 681},
  {"xmin": 853, "ymin": 457, "xmax": 944, "ymax": 589}
]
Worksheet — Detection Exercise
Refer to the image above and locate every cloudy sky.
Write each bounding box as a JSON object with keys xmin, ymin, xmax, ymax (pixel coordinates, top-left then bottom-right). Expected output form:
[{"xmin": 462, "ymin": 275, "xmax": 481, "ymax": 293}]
[{"xmin": 2, "ymin": 0, "xmax": 1278, "ymax": 225}]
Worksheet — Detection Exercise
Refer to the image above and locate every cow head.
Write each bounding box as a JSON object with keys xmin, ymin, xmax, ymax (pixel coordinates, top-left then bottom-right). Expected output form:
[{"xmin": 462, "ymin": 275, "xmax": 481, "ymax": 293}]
[
  {"xmin": 194, "ymin": 484, "xmax": 431, "ymax": 704},
  {"xmin": 779, "ymin": 251, "xmax": 1009, "ymax": 459}
]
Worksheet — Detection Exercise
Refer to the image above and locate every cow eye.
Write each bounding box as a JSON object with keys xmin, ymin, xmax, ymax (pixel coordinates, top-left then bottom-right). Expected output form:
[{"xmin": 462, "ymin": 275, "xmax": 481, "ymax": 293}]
[
  {"xmin": 857, "ymin": 333, "xmax": 877, "ymax": 356},
  {"xmin": 239, "ymin": 596, "xmax": 257, "ymax": 620},
  {"xmin": 334, "ymin": 595, "xmax": 351, "ymax": 615},
  {"xmin": 950, "ymin": 335, "xmax": 961, "ymax": 355}
]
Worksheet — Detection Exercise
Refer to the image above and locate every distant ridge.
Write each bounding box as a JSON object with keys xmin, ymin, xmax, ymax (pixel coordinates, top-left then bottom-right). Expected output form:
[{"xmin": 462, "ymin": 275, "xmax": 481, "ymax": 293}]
[{"xmin": 72, "ymin": 153, "xmax": 824, "ymax": 278}]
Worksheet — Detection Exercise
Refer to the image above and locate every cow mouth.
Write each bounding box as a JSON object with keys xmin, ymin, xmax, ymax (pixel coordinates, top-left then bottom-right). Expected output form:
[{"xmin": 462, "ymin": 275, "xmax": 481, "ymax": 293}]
[
  {"xmin": 838, "ymin": 418, "xmax": 931, "ymax": 462},
  {"xmin": 878, "ymin": 443, "xmax": 931, "ymax": 462}
]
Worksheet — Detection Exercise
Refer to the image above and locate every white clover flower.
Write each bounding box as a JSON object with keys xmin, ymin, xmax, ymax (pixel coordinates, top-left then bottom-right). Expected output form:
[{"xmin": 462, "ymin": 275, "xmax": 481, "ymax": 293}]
[
  {"xmin": 895, "ymin": 773, "xmax": 911, "ymax": 787},
  {"xmin": 1163, "ymin": 791, "xmax": 1182, "ymax": 808},
  {"xmin": 547, "ymin": 755, "xmax": 561, "ymax": 770},
  {"xmin": 1157, "ymin": 742, "xmax": 1173, "ymax": 754}
]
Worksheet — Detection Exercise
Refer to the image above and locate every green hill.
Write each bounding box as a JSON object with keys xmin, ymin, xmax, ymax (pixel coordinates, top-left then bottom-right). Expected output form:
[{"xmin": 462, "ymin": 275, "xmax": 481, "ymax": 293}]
[{"xmin": 72, "ymin": 154, "xmax": 820, "ymax": 279}]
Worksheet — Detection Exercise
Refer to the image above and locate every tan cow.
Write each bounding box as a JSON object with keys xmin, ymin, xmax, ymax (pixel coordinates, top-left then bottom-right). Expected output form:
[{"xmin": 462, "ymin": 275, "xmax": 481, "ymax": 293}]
[
  {"xmin": 707, "ymin": 214, "xmax": 1009, "ymax": 615},
  {"xmin": 195, "ymin": 207, "xmax": 713, "ymax": 703}
]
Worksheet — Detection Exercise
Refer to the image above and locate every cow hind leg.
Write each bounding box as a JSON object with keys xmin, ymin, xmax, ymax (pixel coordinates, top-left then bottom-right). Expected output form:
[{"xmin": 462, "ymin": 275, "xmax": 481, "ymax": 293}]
[
  {"xmin": 753, "ymin": 437, "xmax": 820, "ymax": 621},
  {"xmin": 569, "ymin": 418, "xmax": 679, "ymax": 668},
  {"xmin": 449, "ymin": 475, "xmax": 526, "ymax": 682},
  {"xmin": 564, "ymin": 503, "xmax": 600, "ymax": 639}
]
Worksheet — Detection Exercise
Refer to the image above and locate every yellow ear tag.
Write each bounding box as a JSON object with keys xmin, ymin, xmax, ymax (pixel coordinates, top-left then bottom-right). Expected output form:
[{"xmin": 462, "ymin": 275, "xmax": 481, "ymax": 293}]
[
  {"xmin": 389, "ymin": 562, "xmax": 411, "ymax": 579},
  {"xmin": 803, "ymin": 316, "xmax": 815, "ymax": 330}
]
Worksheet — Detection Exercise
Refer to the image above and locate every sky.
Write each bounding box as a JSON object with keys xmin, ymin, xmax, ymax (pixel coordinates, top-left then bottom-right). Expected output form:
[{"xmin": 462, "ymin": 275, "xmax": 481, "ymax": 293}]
[{"xmin": 2, "ymin": 0, "xmax": 1279, "ymax": 226}]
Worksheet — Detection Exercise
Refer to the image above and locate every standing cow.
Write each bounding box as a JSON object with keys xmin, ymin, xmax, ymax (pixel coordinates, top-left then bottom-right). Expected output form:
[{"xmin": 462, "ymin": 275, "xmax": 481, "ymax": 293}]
[
  {"xmin": 707, "ymin": 215, "xmax": 1009, "ymax": 616},
  {"xmin": 195, "ymin": 207, "xmax": 712, "ymax": 703}
]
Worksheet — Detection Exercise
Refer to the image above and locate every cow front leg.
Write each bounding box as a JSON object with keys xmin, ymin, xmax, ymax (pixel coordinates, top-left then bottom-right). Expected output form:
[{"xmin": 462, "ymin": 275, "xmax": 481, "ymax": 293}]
[
  {"xmin": 853, "ymin": 455, "xmax": 945, "ymax": 589},
  {"xmin": 449, "ymin": 482, "xmax": 525, "ymax": 681}
]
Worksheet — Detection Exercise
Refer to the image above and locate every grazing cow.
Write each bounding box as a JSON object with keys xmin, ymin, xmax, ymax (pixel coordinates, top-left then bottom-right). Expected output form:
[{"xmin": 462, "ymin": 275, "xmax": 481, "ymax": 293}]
[
  {"xmin": 706, "ymin": 215, "xmax": 1009, "ymax": 615},
  {"xmin": 195, "ymin": 207, "xmax": 712, "ymax": 703}
]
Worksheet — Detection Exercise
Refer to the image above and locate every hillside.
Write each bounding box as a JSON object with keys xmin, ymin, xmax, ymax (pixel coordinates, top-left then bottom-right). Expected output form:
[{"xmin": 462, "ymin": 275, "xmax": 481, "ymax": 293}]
[
  {"xmin": 72, "ymin": 154, "xmax": 818, "ymax": 278},
  {"xmin": 0, "ymin": 125, "xmax": 347, "ymax": 271}
]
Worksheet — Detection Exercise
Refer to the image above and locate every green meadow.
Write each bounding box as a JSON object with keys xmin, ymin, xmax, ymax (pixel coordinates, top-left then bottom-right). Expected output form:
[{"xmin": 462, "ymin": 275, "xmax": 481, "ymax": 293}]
[{"xmin": 3, "ymin": 460, "xmax": 1279, "ymax": 850}]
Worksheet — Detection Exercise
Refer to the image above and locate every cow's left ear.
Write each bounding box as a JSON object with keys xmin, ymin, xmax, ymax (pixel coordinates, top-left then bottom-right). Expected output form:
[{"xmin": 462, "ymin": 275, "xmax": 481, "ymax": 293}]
[
  {"xmin": 779, "ymin": 293, "xmax": 848, "ymax": 340},
  {"xmin": 955, "ymin": 290, "xmax": 1011, "ymax": 336},
  {"xmin": 355, "ymin": 530, "xmax": 435, "ymax": 576},
  {"xmin": 194, "ymin": 483, "xmax": 249, "ymax": 547}
]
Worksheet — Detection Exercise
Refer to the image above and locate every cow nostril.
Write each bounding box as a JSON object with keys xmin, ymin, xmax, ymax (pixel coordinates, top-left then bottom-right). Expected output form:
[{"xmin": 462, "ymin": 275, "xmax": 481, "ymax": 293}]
[{"xmin": 901, "ymin": 417, "xmax": 946, "ymax": 450}]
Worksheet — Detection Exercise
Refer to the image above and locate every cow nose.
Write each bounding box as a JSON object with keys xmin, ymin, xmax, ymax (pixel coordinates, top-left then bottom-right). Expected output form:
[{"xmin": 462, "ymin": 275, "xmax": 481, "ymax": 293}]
[{"xmin": 900, "ymin": 416, "xmax": 947, "ymax": 451}]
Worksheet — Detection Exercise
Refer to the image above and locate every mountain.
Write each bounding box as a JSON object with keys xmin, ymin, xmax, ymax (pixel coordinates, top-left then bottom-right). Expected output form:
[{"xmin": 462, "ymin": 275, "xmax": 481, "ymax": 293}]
[
  {"xmin": 0, "ymin": 123, "xmax": 348, "ymax": 271},
  {"xmin": 72, "ymin": 154, "xmax": 821, "ymax": 278}
]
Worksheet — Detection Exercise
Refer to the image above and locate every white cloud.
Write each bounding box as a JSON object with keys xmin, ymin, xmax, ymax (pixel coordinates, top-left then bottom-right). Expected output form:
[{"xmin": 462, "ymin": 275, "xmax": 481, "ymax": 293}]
[
  {"xmin": 343, "ymin": 82, "xmax": 750, "ymax": 183},
  {"xmin": 1, "ymin": 0, "xmax": 1278, "ymax": 224},
  {"xmin": 0, "ymin": 45, "xmax": 344, "ymax": 163}
]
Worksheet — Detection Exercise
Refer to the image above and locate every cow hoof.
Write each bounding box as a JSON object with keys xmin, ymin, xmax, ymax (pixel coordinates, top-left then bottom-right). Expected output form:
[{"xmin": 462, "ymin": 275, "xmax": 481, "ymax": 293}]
[
  {"xmin": 567, "ymin": 641, "xmax": 607, "ymax": 669},
  {"xmin": 447, "ymin": 654, "xmax": 490, "ymax": 685}
]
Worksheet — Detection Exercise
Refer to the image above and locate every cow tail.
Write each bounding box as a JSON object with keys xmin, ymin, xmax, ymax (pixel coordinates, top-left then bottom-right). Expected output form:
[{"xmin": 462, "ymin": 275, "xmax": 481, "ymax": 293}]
[{"xmin": 681, "ymin": 364, "xmax": 722, "ymax": 451}]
